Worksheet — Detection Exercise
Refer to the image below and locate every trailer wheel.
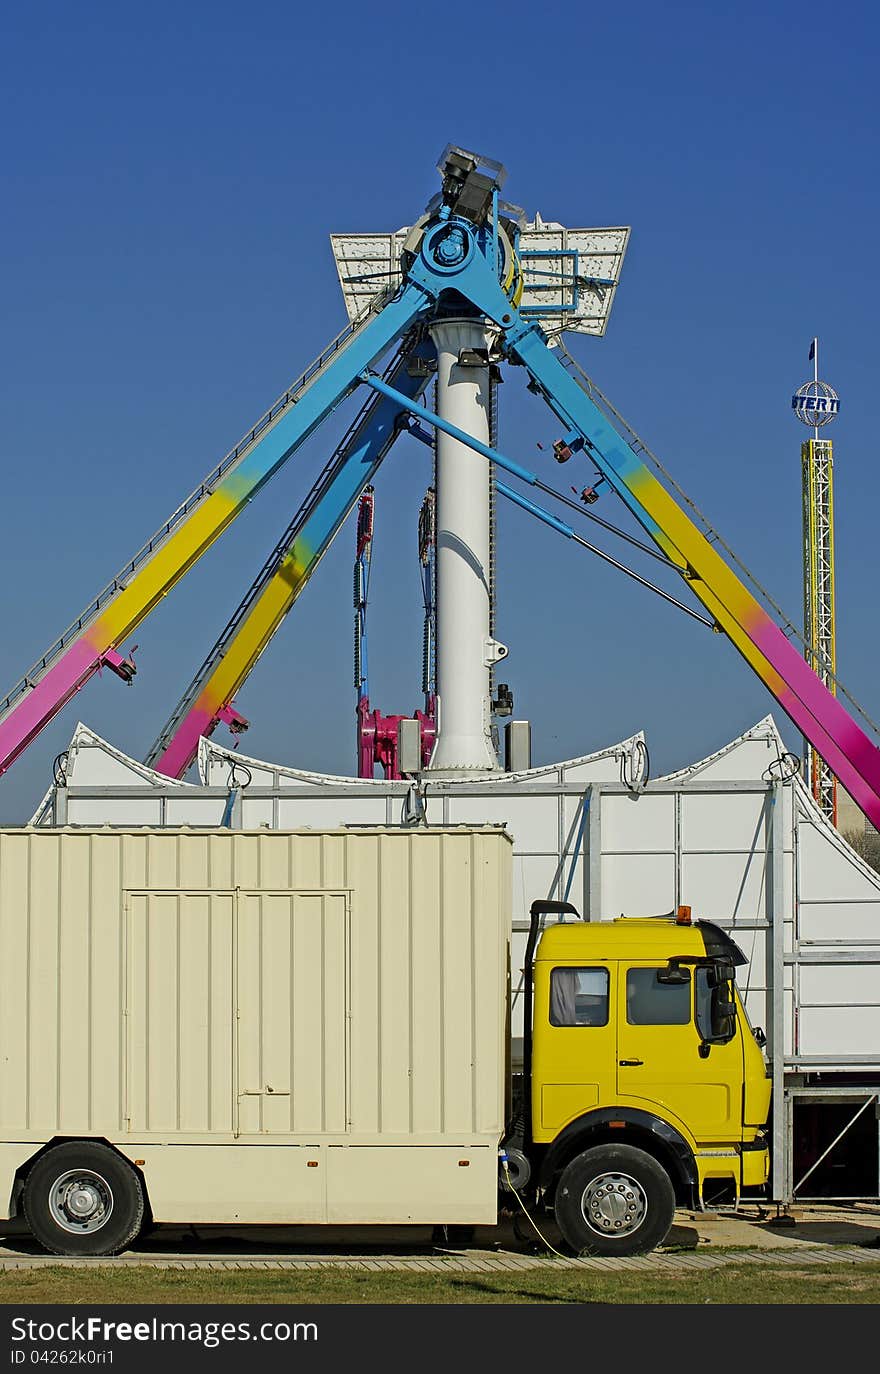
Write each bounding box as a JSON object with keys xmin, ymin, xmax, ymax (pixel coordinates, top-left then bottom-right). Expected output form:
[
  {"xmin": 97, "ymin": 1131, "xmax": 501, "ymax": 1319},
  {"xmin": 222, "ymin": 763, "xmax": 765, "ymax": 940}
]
[
  {"xmin": 23, "ymin": 1142, "xmax": 145, "ymax": 1257},
  {"xmin": 554, "ymin": 1143, "xmax": 675, "ymax": 1256}
]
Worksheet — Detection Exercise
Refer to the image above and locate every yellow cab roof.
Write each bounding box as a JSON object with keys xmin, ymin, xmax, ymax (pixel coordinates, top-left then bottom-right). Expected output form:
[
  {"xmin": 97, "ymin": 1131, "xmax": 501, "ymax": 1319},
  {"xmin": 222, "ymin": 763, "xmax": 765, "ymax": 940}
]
[{"xmin": 534, "ymin": 915, "xmax": 711, "ymax": 962}]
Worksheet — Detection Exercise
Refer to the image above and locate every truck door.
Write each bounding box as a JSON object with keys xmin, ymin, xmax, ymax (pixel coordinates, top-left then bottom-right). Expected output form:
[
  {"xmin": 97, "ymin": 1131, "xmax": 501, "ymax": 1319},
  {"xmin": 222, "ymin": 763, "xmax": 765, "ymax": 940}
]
[
  {"xmin": 532, "ymin": 961, "xmax": 619, "ymax": 1138},
  {"xmin": 616, "ymin": 962, "xmax": 744, "ymax": 1143}
]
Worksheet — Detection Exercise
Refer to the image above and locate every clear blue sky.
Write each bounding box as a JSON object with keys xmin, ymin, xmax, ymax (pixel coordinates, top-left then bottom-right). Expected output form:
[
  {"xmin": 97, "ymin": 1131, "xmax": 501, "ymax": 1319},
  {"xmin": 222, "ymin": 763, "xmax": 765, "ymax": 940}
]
[{"xmin": 1, "ymin": 1, "xmax": 878, "ymax": 822}]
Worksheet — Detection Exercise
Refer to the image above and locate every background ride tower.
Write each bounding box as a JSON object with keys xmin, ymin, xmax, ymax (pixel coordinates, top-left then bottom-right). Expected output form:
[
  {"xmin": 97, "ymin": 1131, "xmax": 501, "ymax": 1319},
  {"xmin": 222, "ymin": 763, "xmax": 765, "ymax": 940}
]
[{"xmin": 792, "ymin": 338, "xmax": 841, "ymax": 825}]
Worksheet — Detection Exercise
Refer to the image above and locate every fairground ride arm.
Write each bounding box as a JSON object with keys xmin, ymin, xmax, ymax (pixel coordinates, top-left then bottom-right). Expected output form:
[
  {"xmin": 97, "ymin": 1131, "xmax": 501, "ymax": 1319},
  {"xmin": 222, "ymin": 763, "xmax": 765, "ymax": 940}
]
[
  {"xmin": 148, "ymin": 335, "xmax": 435, "ymax": 779},
  {"xmin": 0, "ymin": 284, "xmax": 429, "ymax": 780},
  {"xmin": 513, "ymin": 326, "xmax": 880, "ymax": 831}
]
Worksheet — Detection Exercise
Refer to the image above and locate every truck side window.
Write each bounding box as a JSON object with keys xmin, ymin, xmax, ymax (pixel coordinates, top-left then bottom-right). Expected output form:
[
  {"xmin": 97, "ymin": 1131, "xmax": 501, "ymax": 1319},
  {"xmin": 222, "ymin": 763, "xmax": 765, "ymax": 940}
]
[
  {"xmin": 626, "ymin": 967, "xmax": 690, "ymax": 1025},
  {"xmin": 550, "ymin": 967, "xmax": 609, "ymax": 1027}
]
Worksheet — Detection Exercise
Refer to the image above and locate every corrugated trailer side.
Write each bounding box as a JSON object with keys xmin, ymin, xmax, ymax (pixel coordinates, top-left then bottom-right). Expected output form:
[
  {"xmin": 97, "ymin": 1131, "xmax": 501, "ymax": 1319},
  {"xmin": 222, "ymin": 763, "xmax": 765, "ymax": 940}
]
[{"xmin": 0, "ymin": 825, "xmax": 512, "ymax": 1242}]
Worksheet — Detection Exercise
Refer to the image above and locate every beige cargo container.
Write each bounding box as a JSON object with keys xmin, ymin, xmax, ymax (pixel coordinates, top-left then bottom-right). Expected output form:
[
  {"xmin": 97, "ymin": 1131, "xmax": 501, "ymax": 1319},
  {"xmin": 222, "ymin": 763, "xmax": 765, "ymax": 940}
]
[{"xmin": 0, "ymin": 825, "xmax": 512, "ymax": 1251}]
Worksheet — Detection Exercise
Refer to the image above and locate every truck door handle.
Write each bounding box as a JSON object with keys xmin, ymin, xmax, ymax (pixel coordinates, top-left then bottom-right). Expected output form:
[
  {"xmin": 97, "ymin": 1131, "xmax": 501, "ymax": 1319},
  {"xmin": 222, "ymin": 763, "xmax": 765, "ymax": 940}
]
[{"xmin": 619, "ymin": 1059, "xmax": 644, "ymax": 1066}]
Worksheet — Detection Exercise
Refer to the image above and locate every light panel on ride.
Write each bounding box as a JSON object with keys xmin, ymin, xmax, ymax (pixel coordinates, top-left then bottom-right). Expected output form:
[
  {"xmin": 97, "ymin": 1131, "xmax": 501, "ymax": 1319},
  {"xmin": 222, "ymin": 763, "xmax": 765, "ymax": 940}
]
[{"xmin": 330, "ymin": 147, "xmax": 629, "ymax": 341}]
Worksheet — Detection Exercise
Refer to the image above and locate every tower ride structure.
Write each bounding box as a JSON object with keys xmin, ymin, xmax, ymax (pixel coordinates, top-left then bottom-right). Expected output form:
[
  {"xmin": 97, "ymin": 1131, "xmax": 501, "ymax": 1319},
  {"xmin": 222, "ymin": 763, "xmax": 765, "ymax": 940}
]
[{"xmin": 792, "ymin": 340, "xmax": 841, "ymax": 825}]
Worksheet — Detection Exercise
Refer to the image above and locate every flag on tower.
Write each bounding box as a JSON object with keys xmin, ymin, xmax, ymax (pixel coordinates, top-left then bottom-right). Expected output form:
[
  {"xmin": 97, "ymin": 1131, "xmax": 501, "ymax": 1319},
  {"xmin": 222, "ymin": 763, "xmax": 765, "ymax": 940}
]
[{"xmin": 809, "ymin": 338, "xmax": 817, "ymax": 361}]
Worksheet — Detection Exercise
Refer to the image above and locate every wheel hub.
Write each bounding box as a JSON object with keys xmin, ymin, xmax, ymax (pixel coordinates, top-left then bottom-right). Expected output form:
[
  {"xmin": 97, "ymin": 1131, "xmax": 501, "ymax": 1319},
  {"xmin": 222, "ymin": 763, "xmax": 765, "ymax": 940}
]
[
  {"xmin": 581, "ymin": 1171, "xmax": 647, "ymax": 1237},
  {"xmin": 49, "ymin": 1169, "xmax": 113, "ymax": 1233},
  {"xmin": 68, "ymin": 1186, "xmax": 99, "ymax": 1216}
]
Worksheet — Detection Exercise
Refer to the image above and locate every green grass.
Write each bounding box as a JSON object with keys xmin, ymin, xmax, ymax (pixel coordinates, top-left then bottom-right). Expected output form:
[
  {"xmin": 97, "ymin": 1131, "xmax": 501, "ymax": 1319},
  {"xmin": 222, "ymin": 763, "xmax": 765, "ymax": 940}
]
[{"xmin": 1, "ymin": 1261, "xmax": 879, "ymax": 1305}]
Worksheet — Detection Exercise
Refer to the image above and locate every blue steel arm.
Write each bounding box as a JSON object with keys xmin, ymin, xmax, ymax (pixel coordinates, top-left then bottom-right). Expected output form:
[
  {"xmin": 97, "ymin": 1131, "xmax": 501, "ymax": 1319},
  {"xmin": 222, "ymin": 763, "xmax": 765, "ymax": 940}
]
[
  {"xmin": 360, "ymin": 373, "xmax": 714, "ymax": 627},
  {"xmin": 508, "ymin": 324, "xmax": 880, "ymax": 830},
  {"xmin": 0, "ymin": 279, "xmax": 430, "ymax": 782},
  {"xmin": 147, "ymin": 337, "xmax": 436, "ymax": 775},
  {"xmin": 367, "ymin": 216, "xmax": 880, "ymax": 827}
]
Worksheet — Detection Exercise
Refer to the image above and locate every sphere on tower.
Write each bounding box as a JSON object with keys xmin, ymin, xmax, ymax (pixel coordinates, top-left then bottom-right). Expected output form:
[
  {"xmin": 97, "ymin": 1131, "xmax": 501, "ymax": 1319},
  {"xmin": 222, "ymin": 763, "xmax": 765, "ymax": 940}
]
[{"xmin": 791, "ymin": 379, "xmax": 840, "ymax": 428}]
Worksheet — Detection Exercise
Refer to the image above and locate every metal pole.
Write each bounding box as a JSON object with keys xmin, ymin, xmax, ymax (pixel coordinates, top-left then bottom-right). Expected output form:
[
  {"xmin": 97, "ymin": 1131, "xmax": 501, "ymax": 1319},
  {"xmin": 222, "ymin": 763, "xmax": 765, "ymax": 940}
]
[{"xmin": 425, "ymin": 319, "xmax": 505, "ymax": 775}]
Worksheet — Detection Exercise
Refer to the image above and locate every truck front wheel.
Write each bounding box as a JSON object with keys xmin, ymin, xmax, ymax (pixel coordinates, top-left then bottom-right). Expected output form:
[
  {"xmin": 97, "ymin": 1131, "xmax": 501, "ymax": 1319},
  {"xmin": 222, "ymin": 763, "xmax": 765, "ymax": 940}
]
[
  {"xmin": 23, "ymin": 1142, "xmax": 145, "ymax": 1257},
  {"xmin": 554, "ymin": 1143, "xmax": 675, "ymax": 1256}
]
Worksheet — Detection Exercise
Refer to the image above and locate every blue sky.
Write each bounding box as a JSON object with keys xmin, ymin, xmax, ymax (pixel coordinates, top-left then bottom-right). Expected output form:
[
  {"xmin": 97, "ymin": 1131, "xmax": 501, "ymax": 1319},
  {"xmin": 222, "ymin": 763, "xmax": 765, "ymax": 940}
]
[{"xmin": 1, "ymin": 1, "xmax": 878, "ymax": 821}]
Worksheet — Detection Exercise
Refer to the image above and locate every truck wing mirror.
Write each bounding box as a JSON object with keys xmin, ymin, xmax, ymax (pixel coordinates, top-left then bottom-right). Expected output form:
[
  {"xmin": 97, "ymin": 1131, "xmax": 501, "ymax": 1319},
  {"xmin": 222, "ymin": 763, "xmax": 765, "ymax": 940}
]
[{"xmin": 707, "ymin": 984, "xmax": 737, "ymax": 1044}]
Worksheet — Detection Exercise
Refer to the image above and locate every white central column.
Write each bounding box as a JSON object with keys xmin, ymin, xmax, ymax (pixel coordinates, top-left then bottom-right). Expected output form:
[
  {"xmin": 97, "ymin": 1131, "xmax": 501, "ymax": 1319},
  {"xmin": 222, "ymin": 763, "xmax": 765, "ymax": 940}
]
[{"xmin": 426, "ymin": 318, "xmax": 506, "ymax": 776}]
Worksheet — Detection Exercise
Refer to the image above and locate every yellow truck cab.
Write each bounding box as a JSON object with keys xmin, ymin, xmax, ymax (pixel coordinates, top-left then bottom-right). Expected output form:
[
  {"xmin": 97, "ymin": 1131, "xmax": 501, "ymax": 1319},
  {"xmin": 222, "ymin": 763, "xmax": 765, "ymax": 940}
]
[{"xmin": 507, "ymin": 900, "xmax": 771, "ymax": 1257}]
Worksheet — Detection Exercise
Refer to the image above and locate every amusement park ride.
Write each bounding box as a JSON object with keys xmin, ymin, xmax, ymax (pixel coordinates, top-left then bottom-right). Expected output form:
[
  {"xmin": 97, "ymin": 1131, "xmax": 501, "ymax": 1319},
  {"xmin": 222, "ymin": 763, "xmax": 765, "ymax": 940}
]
[
  {"xmin": 793, "ymin": 343, "xmax": 842, "ymax": 825},
  {"xmin": 1, "ymin": 146, "xmax": 878, "ymax": 830}
]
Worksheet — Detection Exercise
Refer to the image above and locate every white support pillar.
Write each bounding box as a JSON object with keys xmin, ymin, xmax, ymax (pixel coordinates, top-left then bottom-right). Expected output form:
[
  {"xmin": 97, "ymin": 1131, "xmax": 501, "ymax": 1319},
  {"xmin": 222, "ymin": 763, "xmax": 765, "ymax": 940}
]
[{"xmin": 426, "ymin": 318, "xmax": 506, "ymax": 776}]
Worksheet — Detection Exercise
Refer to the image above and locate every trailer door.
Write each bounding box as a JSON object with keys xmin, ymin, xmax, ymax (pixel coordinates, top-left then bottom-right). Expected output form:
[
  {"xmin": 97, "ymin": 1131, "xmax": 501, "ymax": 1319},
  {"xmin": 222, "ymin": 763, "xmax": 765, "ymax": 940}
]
[
  {"xmin": 236, "ymin": 891, "xmax": 349, "ymax": 1136},
  {"xmin": 125, "ymin": 890, "xmax": 236, "ymax": 1134}
]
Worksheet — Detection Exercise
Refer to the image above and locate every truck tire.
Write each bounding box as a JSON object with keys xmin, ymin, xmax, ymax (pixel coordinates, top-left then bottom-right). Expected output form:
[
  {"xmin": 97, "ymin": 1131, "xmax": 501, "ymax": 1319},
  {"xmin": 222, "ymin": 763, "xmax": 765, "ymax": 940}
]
[
  {"xmin": 23, "ymin": 1142, "xmax": 145, "ymax": 1257},
  {"xmin": 554, "ymin": 1143, "xmax": 675, "ymax": 1256}
]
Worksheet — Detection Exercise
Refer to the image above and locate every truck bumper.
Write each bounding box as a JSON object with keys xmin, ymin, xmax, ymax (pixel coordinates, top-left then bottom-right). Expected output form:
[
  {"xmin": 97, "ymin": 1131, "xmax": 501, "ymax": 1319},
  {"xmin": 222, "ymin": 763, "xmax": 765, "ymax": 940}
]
[{"xmin": 741, "ymin": 1141, "xmax": 770, "ymax": 1189}]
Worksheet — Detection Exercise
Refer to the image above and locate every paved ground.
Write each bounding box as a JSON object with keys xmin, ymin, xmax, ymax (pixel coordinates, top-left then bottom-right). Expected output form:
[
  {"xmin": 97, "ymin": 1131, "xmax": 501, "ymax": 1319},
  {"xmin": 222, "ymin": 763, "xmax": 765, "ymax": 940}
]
[{"xmin": 1, "ymin": 1205, "xmax": 879, "ymax": 1271}]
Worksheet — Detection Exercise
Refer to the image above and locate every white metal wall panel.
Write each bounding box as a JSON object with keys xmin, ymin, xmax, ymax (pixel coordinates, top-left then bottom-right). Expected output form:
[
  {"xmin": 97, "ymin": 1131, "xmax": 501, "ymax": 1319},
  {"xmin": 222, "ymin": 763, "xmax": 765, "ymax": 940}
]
[
  {"xmin": 601, "ymin": 853, "xmax": 677, "ymax": 916},
  {"xmin": 238, "ymin": 798, "xmax": 274, "ymax": 828},
  {"xmin": 164, "ymin": 799, "xmax": 225, "ymax": 825},
  {"xmin": 733, "ymin": 931, "xmax": 769, "ymax": 987},
  {"xmin": 272, "ymin": 797, "xmax": 389, "ymax": 829},
  {"xmin": 71, "ymin": 799, "xmax": 164, "ymax": 826},
  {"xmin": 603, "ymin": 793, "xmax": 676, "ymax": 851},
  {"xmin": 680, "ymin": 792, "xmax": 768, "ymax": 852},
  {"xmin": 798, "ymin": 1007, "xmax": 880, "ymax": 1057},
  {"xmin": 513, "ymin": 855, "xmax": 566, "ymax": 925},
  {"xmin": 741, "ymin": 990, "xmax": 769, "ymax": 1035},
  {"xmin": 799, "ymin": 964, "xmax": 880, "ymax": 1004},
  {"xmin": 799, "ymin": 902, "xmax": 880, "ymax": 943},
  {"xmin": 449, "ymin": 796, "xmax": 558, "ymax": 851},
  {"xmin": 798, "ymin": 823, "xmax": 880, "ymax": 904},
  {"xmin": 680, "ymin": 852, "xmax": 767, "ymax": 922}
]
